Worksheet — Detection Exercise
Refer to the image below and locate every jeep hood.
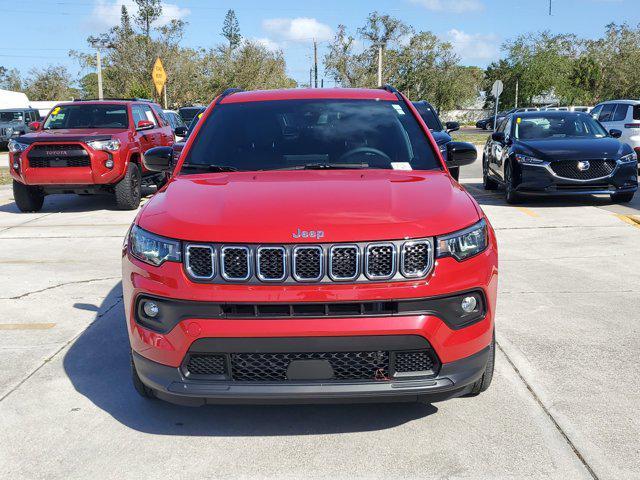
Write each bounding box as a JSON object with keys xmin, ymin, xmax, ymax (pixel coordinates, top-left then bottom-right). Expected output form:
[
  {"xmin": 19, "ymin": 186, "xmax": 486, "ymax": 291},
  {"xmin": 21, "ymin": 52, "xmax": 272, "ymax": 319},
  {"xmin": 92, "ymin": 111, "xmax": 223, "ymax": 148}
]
[{"xmin": 138, "ymin": 170, "xmax": 481, "ymax": 243}]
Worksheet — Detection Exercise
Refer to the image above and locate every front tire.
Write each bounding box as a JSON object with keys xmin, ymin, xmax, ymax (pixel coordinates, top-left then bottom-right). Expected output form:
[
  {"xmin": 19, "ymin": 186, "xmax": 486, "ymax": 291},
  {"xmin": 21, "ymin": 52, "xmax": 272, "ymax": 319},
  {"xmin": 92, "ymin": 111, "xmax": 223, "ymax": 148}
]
[
  {"xmin": 466, "ymin": 334, "xmax": 495, "ymax": 396},
  {"xmin": 114, "ymin": 163, "xmax": 141, "ymax": 210},
  {"xmin": 611, "ymin": 192, "xmax": 634, "ymax": 203},
  {"xmin": 131, "ymin": 353, "xmax": 155, "ymax": 399},
  {"xmin": 13, "ymin": 180, "xmax": 44, "ymax": 212},
  {"xmin": 504, "ymin": 162, "xmax": 521, "ymax": 204}
]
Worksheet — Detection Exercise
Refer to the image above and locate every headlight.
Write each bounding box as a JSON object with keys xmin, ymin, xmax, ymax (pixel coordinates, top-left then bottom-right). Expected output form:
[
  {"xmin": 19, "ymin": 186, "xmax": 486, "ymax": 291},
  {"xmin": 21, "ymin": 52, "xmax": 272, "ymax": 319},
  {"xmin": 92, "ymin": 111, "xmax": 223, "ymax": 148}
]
[
  {"xmin": 7, "ymin": 139, "xmax": 28, "ymax": 153},
  {"xmin": 87, "ymin": 138, "xmax": 121, "ymax": 151},
  {"xmin": 619, "ymin": 152, "xmax": 637, "ymax": 163},
  {"xmin": 515, "ymin": 154, "xmax": 545, "ymax": 165},
  {"xmin": 129, "ymin": 225, "xmax": 181, "ymax": 266},
  {"xmin": 436, "ymin": 219, "xmax": 488, "ymax": 261}
]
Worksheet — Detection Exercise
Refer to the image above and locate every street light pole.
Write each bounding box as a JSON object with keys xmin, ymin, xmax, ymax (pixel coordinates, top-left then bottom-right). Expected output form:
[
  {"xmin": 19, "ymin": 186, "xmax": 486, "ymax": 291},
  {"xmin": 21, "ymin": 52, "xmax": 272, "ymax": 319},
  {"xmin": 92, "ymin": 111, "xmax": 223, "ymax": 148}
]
[
  {"xmin": 377, "ymin": 46, "xmax": 383, "ymax": 86},
  {"xmin": 96, "ymin": 48, "xmax": 103, "ymax": 100}
]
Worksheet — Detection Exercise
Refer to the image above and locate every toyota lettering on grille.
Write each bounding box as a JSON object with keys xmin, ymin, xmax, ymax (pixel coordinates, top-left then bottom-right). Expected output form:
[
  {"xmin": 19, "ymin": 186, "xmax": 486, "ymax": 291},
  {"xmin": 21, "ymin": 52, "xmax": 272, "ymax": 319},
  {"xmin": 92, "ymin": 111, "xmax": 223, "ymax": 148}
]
[{"xmin": 45, "ymin": 150, "xmax": 69, "ymax": 156}]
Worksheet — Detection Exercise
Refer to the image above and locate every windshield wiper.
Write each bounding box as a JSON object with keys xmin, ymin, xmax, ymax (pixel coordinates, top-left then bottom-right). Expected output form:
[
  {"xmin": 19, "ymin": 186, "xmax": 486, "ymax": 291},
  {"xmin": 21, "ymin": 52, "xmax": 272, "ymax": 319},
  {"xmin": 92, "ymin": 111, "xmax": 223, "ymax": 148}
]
[
  {"xmin": 268, "ymin": 162, "xmax": 370, "ymax": 171},
  {"xmin": 181, "ymin": 163, "xmax": 239, "ymax": 172}
]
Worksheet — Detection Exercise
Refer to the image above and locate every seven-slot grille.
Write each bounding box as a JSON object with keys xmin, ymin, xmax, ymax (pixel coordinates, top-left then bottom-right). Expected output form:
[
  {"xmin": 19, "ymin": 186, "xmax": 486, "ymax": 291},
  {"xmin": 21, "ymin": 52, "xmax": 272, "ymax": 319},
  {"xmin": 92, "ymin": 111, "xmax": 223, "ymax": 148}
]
[
  {"xmin": 550, "ymin": 159, "xmax": 617, "ymax": 180},
  {"xmin": 183, "ymin": 349, "xmax": 439, "ymax": 381},
  {"xmin": 27, "ymin": 143, "xmax": 91, "ymax": 168},
  {"xmin": 184, "ymin": 239, "xmax": 433, "ymax": 284}
]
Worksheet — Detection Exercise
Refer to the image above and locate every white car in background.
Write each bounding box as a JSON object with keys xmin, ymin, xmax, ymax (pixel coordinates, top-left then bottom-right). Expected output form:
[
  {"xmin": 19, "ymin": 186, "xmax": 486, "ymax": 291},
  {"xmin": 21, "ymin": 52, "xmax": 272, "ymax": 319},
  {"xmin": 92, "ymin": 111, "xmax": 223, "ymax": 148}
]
[{"xmin": 591, "ymin": 100, "xmax": 640, "ymax": 159}]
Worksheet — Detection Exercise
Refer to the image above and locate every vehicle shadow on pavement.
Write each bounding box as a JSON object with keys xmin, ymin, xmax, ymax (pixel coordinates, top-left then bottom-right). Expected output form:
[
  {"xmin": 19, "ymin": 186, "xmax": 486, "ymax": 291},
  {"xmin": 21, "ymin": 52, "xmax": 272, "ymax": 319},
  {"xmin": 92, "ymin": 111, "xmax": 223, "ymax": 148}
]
[
  {"xmin": 63, "ymin": 283, "xmax": 437, "ymax": 436},
  {"xmin": 0, "ymin": 188, "xmax": 157, "ymax": 214},
  {"xmin": 463, "ymin": 181, "xmax": 640, "ymax": 213}
]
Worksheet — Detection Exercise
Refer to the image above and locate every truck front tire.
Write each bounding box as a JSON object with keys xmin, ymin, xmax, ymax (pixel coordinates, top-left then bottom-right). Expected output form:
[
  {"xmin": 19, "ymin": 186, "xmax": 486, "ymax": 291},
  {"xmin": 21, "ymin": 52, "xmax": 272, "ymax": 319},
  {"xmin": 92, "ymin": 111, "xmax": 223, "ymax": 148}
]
[
  {"xmin": 114, "ymin": 163, "xmax": 142, "ymax": 210},
  {"xmin": 13, "ymin": 180, "xmax": 44, "ymax": 212}
]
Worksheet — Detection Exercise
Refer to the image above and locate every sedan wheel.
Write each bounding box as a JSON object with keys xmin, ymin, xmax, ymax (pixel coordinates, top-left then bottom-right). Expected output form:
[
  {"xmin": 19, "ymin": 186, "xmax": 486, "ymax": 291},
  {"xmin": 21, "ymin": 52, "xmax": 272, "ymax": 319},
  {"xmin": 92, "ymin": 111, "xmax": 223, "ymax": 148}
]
[{"xmin": 504, "ymin": 162, "xmax": 521, "ymax": 204}]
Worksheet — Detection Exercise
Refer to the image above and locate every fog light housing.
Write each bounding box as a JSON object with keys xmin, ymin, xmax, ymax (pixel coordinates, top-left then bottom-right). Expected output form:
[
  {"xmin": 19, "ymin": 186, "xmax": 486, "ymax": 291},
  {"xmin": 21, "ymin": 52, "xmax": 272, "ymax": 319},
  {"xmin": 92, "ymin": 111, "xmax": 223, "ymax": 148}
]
[
  {"xmin": 105, "ymin": 159, "xmax": 114, "ymax": 169},
  {"xmin": 142, "ymin": 301, "xmax": 159, "ymax": 318},
  {"xmin": 12, "ymin": 161, "xmax": 20, "ymax": 170},
  {"xmin": 461, "ymin": 295, "xmax": 478, "ymax": 313}
]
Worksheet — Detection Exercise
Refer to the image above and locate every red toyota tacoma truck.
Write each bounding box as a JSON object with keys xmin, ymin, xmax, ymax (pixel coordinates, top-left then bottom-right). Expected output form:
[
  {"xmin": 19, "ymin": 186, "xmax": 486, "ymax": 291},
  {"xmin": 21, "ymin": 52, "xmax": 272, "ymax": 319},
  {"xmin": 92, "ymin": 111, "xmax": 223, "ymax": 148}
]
[
  {"xmin": 8, "ymin": 99, "xmax": 174, "ymax": 211},
  {"xmin": 123, "ymin": 86, "xmax": 498, "ymax": 406}
]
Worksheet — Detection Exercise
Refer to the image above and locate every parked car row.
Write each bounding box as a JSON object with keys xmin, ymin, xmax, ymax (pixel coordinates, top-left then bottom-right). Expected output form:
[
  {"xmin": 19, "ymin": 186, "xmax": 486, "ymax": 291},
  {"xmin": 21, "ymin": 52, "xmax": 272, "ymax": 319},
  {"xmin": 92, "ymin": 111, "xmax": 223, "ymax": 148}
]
[{"xmin": 476, "ymin": 106, "xmax": 591, "ymax": 130}]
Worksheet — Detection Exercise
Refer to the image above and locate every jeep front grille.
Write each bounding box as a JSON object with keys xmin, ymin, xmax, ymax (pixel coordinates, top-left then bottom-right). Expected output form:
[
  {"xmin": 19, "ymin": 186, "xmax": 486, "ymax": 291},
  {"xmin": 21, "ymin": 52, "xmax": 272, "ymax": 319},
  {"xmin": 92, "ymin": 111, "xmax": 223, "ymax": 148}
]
[{"xmin": 184, "ymin": 239, "xmax": 434, "ymax": 284}]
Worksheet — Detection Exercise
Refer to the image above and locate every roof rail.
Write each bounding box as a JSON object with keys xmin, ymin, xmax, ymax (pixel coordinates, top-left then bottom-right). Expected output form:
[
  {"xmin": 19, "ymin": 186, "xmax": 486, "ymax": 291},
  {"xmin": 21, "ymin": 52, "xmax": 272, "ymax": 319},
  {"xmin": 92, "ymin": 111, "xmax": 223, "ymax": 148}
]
[
  {"xmin": 381, "ymin": 85, "xmax": 399, "ymax": 95},
  {"xmin": 73, "ymin": 97, "xmax": 155, "ymax": 102},
  {"xmin": 219, "ymin": 88, "xmax": 243, "ymax": 100}
]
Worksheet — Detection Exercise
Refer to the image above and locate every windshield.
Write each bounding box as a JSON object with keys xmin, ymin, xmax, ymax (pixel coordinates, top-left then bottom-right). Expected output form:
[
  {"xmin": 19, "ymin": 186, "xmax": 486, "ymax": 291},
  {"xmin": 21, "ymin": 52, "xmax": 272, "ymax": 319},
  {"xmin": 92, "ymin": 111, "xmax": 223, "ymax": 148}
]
[
  {"xmin": 413, "ymin": 102, "xmax": 442, "ymax": 130},
  {"xmin": 514, "ymin": 114, "xmax": 608, "ymax": 140},
  {"xmin": 44, "ymin": 104, "xmax": 129, "ymax": 130},
  {"xmin": 0, "ymin": 111, "xmax": 23, "ymax": 122},
  {"xmin": 181, "ymin": 99, "xmax": 440, "ymax": 173}
]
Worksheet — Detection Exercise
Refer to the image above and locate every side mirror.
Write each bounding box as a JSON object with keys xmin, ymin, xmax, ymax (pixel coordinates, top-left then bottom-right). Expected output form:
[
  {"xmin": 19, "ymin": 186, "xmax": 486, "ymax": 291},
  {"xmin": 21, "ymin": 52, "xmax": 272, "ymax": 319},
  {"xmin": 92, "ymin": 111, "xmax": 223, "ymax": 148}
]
[
  {"xmin": 445, "ymin": 121, "xmax": 460, "ymax": 133},
  {"xmin": 609, "ymin": 129, "xmax": 622, "ymax": 138},
  {"xmin": 28, "ymin": 121, "xmax": 41, "ymax": 131},
  {"xmin": 174, "ymin": 125, "xmax": 188, "ymax": 137},
  {"xmin": 143, "ymin": 146, "xmax": 173, "ymax": 172},
  {"xmin": 491, "ymin": 131, "xmax": 505, "ymax": 142},
  {"xmin": 136, "ymin": 120, "xmax": 155, "ymax": 131},
  {"xmin": 446, "ymin": 141, "xmax": 477, "ymax": 168}
]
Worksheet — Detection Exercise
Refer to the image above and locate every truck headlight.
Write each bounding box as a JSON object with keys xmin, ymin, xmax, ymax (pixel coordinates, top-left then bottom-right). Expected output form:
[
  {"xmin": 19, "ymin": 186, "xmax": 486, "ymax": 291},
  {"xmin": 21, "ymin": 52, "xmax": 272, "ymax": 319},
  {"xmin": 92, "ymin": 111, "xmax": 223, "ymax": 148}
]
[
  {"xmin": 87, "ymin": 139, "xmax": 121, "ymax": 151},
  {"xmin": 515, "ymin": 154, "xmax": 545, "ymax": 165},
  {"xmin": 619, "ymin": 152, "xmax": 637, "ymax": 163},
  {"xmin": 7, "ymin": 139, "xmax": 28, "ymax": 153},
  {"xmin": 129, "ymin": 225, "xmax": 181, "ymax": 266},
  {"xmin": 436, "ymin": 219, "xmax": 488, "ymax": 261}
]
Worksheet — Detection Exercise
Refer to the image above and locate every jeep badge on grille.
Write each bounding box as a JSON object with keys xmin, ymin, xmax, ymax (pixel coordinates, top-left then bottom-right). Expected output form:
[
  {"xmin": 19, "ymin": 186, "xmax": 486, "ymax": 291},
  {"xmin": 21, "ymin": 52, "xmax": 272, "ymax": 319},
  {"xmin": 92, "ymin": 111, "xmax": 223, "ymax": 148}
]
[{"xmin": 292, "ymin": 228, "xmax": 324, "ymax": 239}]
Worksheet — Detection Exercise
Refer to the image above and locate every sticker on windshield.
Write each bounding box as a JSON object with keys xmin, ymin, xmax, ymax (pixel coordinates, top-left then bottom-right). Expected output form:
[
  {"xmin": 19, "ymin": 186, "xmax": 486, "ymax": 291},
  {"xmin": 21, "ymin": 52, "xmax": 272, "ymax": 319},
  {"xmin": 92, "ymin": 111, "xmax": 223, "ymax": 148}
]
[
  {"xmin": 392, "ymin": 104, "xmax": 405, "ymax": 115},
  {"xmin": 391, "ymin": 162, "xmax": 412, "ymax": 170},
  {"xmin": 516, "ymin": 117, "xmax": 522, "ymax": 124},
  {"xmin": 51, "ymin": 107, "xmax": 60, "ymax": 116}
]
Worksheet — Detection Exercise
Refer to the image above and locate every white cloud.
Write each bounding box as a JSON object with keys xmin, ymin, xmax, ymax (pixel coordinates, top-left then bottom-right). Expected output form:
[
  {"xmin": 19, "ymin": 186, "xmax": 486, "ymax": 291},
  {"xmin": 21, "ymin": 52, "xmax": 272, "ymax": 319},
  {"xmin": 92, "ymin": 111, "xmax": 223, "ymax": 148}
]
[
  {"xmin": 90, "ymin": 0, "xmax": 190, "ymax": 28},
  {"xmin": 446, "ymin": 29, "xmax": 499, "ymax": 63},
  {"xmin": 262, "ymin": 17, "xmax": 333, "ymax": 43},
  {"xmin": 255, "ymin": 37, "xmax": 282, "ymax": 53},
  {"xmin": 410, "ymin": 0, "xmax": 484, "ymax": 13}
]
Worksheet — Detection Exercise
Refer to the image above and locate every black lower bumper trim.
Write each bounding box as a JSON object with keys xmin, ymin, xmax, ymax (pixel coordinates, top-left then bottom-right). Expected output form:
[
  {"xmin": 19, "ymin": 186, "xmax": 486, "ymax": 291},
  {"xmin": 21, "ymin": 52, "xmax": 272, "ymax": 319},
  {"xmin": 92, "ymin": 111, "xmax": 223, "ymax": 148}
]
[{"xmin": 132, "ymin": 344, "xmax": 490, "ymax": 406}]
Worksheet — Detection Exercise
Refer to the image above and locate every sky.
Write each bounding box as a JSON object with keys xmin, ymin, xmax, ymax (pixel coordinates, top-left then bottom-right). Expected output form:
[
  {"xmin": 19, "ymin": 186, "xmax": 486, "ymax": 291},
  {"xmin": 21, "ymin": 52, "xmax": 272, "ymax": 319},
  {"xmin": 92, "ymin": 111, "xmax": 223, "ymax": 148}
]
[{"xmin": 2, "ymin": 0, "xmax": 639, "ymax": 89}]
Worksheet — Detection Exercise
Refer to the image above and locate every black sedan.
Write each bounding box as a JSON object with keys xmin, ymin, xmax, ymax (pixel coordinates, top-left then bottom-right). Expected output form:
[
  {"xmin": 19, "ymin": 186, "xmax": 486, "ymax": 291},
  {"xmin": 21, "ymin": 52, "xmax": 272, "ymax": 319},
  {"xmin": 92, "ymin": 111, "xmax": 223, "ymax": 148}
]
[
  {"xmin": 413, "ymin": 100, "xmax": 463, "ymax": 180},
  {"xmin": 482, "ymin": 111, "xmax": 638, "ymax": 204}
]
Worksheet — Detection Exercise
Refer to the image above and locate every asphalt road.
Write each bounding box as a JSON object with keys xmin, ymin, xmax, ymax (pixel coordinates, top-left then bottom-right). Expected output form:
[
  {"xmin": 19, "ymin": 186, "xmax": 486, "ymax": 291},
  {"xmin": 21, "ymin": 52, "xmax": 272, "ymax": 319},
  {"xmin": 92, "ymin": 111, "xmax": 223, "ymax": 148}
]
[{"xmin": 0, "ymin": 161, "xmax": 639, "ymax": 479}]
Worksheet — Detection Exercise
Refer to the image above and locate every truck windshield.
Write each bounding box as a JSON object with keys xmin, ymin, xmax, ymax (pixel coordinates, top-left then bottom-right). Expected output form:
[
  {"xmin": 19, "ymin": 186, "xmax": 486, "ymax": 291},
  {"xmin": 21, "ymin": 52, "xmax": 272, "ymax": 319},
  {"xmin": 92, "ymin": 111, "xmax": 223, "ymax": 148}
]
[
  {"xmin": 182, "ymin": 99, "xmax": 440, "ymax": 173},
  {"xmin": 0, "ymin": 111, "xmax": 23, "ymax": 122},
  {"xmin": 515, "ymin": 114, "xmax": 608, "ymax": 140},
  {"xmin": 44, "ymin": 104, "xmax": 129, "ymax": 129}
]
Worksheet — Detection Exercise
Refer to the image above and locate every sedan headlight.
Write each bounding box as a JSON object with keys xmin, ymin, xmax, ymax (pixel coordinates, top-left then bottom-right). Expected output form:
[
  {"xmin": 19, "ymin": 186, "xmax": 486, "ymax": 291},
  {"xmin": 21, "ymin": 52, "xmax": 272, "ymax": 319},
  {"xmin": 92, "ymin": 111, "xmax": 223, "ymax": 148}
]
[
  {"xmin": 87, "ymin": 138, "xmax": 121, "ymax": 151},
  {"xmin": 619, "ymin": 152, "xmax": 637, "ymax": 163},
  {"xmin": 7, "ymin": 139, "xmax": 28, "ymax": 153},
  {"xmin": 436, "ymin": 219, "xmax": 488, "ymax": 261},
  {"xmin": 129, "ymin": 225, "xmax": 181, "ymax": 266},
  {"xmin": 515, "ymin": 154, "xmax": 545, "ymax": 165}
]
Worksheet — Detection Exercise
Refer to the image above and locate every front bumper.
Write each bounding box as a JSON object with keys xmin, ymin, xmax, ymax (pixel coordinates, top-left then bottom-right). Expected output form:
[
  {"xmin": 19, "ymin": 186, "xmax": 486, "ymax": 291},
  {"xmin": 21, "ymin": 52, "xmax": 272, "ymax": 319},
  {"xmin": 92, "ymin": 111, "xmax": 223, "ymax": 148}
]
[
  {"xmin": 133, "ymin": 340, "xmax": 491, "ymax": 406},
  {"xmin": 516, "ymin": 160, "xmax": 638, "ymax": 195}
]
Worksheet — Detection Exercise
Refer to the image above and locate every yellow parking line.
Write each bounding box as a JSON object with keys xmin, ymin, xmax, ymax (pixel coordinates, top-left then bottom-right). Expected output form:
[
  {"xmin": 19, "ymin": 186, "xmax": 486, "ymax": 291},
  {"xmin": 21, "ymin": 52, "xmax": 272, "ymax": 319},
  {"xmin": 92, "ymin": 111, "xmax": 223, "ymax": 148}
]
[
  {"xmin": 516, "ymin": 207, "xmax": 539, "ymax": 218},
  {"xmin": 0, "ymin": 323, "xmax": 56, "ymax": 330},
  {"xmin": 615, "ymin": 214, "xmax": 640, "ymax": 229}
]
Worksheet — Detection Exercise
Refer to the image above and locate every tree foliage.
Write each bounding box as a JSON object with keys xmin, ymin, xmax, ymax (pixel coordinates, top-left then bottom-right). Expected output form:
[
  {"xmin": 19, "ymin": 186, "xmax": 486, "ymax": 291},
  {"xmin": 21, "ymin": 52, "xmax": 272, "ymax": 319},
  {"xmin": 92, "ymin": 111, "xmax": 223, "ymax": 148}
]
[
  {"xmin": 222, "ymin": 9, "xmax": 242, "ymax": 50},
  {"xmin": 324, "ymin": 12, "xmax": 480, "ymax": 110}
]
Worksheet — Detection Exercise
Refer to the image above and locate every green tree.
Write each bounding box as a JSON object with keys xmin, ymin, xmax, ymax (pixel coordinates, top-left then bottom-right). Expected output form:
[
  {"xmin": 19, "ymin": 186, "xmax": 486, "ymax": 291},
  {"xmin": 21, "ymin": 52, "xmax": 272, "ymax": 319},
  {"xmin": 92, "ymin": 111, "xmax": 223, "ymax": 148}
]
[
  {"xmin": 134, "ymin": 0, "xmax": 162, "ymax": 38},
  {"xmin": 222, "ymin": 9, "xmax": 242, "ymax": 50},
  {"xmin": 23, "ymin": 65, "xmax": 78, "ymax": 100},
  {"xmin": 0, "ymin": 66, "xmax": 22, "ymax": 91}
]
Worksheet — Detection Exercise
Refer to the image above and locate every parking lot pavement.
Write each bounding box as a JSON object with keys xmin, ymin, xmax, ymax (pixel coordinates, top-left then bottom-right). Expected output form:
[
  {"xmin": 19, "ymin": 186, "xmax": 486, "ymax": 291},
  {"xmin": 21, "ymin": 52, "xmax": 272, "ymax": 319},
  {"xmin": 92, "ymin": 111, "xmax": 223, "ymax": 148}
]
[{"xmin": 0, "ymin": 175, "xmax": 639, "ymax": 479}]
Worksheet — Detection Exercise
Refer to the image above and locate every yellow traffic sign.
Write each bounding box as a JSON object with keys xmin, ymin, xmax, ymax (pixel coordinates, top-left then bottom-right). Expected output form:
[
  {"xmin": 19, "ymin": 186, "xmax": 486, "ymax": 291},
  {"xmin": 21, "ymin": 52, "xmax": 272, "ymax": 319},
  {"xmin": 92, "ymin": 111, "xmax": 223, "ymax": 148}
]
[{"xmin": 152, "ymin": 58, "xmax": 167, "ymax": 95}]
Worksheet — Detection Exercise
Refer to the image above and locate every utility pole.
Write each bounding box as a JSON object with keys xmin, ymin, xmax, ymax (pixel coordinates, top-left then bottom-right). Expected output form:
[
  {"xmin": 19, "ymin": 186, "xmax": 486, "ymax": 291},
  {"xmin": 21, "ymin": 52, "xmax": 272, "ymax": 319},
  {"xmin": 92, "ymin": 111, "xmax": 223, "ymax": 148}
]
[
  {"xmin": 377, "ymin": 46, "xmax": 383, "ymax": 87},
  {"xmin": 515, "ymin": 80, "xmax": 519, "ymax": 108},
  {"xmin": 163, "ymin": 84, "xmax": 168, "ymax": 109},
  {"xmin": 548, "ymin": 0, "xmax": 552, "ymax": 15},
  {"xmin": 309, "ymin": 68, "xmax": 313, "ymax": 88},
  {"xmin": 96, "ymin": 48, "xmax": 103, "ymax": 100},
  {"xmin": 313, "ymin": 39, "xmax": 318, "ymax": 88}
]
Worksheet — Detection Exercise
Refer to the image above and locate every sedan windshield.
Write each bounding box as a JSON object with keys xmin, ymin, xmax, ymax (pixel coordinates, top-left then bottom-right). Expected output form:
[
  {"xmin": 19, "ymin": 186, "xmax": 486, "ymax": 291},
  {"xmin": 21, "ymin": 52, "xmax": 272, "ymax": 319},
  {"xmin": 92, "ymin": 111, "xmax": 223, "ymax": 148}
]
[
  {"xmin": 44, "ymin": 104, "xmax": 129, "ymax": 129},
  {"xmin": 182, "ymin": 99, "xmax": 440, "ymax": 173},
  {"xmin": 514, "ymin": 114, "xmax": 608, "ymax": 140}
]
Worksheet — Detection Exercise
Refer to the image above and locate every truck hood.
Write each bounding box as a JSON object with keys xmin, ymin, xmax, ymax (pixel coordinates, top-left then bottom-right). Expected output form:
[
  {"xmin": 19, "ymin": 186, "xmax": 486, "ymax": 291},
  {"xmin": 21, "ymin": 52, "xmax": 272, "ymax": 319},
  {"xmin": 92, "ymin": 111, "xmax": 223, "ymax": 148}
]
[
  {"xmin": 18, "ymin": 129, "xmax": 124, "ymax": 144},
  {"xmin": 138, "ymin": 170, "xmax": 481, "ymax": 243}
]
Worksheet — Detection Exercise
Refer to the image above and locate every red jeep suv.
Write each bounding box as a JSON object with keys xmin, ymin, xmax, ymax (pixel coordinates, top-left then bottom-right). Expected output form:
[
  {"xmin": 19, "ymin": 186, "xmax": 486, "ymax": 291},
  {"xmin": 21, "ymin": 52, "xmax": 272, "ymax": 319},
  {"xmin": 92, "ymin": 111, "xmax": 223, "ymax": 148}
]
[
  {"xmin": 123, "ymin": 86, "xmax": 498, "ymax": 405},
  {"xmin": 8, "ymin": 99, "xmax": 174, "ymax": 212}
]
